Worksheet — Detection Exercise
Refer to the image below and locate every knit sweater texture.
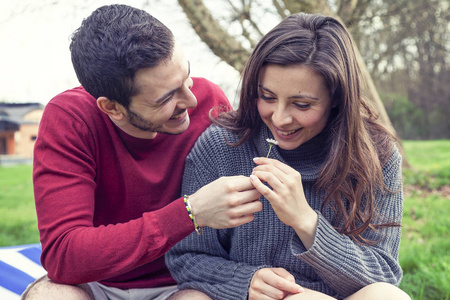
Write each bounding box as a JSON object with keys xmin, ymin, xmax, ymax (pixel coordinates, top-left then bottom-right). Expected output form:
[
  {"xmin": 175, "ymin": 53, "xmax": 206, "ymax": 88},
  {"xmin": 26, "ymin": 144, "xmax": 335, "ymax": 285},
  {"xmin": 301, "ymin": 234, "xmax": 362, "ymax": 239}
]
[
  {"xmin": 33, "ymin": 77, "xmax": 231, "ymax": 289},
  {"xmin": 166, "ymin": 124, "xmax": 404, "ymax": 299}
]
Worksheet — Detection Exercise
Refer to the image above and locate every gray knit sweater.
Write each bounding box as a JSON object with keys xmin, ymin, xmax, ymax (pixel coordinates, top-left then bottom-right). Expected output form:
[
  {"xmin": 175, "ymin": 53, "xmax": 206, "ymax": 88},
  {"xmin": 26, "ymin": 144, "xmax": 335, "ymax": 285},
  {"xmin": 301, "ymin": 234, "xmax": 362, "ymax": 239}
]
[{"xmin": 165, "ymin": 124, "xmax": 403, "ymax": 299}]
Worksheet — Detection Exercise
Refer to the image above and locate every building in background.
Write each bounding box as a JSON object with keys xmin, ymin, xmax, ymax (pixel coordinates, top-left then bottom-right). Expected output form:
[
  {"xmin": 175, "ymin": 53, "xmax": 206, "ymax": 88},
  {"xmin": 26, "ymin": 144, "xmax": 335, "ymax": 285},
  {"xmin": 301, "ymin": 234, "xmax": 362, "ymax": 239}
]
[{"xmin": 0, "ymin": 103, "xmax": 43, "ymax": 162}]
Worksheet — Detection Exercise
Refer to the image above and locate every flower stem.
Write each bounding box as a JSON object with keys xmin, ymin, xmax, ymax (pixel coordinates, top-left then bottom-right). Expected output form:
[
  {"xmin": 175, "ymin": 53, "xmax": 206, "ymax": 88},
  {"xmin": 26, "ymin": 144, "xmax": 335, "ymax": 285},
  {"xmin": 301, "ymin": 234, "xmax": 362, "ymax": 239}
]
[{"xmin": 266, "ymin": 145, "xmax": 273, "ymax": 158}]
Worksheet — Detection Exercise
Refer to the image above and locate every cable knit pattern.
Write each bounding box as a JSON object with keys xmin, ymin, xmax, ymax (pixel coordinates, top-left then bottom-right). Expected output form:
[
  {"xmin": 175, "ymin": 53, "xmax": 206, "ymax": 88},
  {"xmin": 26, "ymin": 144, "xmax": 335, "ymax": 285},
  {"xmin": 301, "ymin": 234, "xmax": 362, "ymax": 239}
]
[{"xmin": 166, "ymin": 124, "xmax": 404, "ymax": 299}]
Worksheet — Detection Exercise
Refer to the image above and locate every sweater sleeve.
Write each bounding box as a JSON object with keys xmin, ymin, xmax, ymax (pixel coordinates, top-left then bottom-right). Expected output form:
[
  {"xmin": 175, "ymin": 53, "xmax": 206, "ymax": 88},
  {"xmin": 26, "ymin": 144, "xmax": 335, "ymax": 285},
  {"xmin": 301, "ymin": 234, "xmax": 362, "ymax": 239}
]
[
  {"xmin": 33, "ymin": 101, "xmax": 193, "ymax": 284},
  {"xmin": 166, "ymin": 229, "xmax": 261, "ymax": 300},
  {"xmin": 290, "ymin": 146, "xmax": 404, "ymax": 297},
  {"xmin": 166, "ymin": 130, "xmax": 260, "ymax": 300}
]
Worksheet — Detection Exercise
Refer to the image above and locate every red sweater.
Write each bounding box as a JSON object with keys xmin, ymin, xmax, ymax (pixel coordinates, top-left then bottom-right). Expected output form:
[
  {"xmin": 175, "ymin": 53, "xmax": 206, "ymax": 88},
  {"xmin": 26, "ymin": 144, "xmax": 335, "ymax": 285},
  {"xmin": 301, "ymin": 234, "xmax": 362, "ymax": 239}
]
[{"xmin": 33, "ymin": 77, "xmax": 231, "ymax": 289}]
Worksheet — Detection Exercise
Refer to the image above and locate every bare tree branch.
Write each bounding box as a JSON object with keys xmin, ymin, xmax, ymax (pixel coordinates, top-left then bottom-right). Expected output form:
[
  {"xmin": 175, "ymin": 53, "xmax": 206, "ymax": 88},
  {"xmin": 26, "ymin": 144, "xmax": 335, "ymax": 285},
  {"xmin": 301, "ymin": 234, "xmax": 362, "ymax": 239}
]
[
  {"xmin": 227, "ymin": 0, "xmax": 256, "ymax": 48},
  {"xmin": 178, "ymin": 0, "xmax": 251, "ymax": 72},
  {"xmin": 337, "ymin": 0, "xmax": 359, "ymax": 23},
  {"xmin": 272, "ymin": 0, "xmax": 287, "ymax": 19},
  {"xmin": 243, "ymin": 0, "xmax": 264, "ymax": 37}
]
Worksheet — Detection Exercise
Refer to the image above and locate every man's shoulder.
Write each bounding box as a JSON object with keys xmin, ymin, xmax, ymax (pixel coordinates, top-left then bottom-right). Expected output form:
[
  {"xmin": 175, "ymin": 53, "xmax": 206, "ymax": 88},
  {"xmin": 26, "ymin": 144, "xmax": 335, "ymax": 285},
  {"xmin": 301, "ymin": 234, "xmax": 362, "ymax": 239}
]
[
  {"xmin": 191, "ymin": 77, "xmax": 228, "ymax": 101},
  {"xmin": 42, "ymin": 86, "xmax": 101, "ymax": 125},
  {"xmin": 191, "ymin": 77, "xmax": 217, "ymax": 90},
  {"xmin": 188, "ymin": 78, "xmax": 231, "ymax": 123},
  {"xmin": 48, "ymin": 86, "xmax": 96, "ymax": 109}
]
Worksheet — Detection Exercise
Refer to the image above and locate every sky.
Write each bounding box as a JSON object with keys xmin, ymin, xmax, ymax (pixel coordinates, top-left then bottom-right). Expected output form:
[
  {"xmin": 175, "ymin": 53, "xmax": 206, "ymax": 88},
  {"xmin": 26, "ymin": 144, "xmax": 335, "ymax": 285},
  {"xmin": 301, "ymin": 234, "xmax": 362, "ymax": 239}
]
[{"xmin": 0, "ymin": 0, "xmax": 244, "ymax": 107}]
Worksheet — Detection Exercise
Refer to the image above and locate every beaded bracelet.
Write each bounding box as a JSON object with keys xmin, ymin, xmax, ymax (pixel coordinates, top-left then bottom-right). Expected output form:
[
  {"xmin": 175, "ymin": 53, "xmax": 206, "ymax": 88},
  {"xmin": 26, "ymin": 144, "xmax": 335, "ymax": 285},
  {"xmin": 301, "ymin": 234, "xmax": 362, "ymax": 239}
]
[{"xmin": 183, "ymin": 195, "xmax": 203, "ymax": 235}]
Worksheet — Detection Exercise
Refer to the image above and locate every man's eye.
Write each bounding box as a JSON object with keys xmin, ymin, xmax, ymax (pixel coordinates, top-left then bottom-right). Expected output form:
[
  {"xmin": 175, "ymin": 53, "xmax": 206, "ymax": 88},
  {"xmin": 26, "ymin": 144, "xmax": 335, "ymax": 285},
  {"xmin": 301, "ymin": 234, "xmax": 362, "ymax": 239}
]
[{"xmin": 162, "ymin": 94, "xmax": 174, "ymax": 104}]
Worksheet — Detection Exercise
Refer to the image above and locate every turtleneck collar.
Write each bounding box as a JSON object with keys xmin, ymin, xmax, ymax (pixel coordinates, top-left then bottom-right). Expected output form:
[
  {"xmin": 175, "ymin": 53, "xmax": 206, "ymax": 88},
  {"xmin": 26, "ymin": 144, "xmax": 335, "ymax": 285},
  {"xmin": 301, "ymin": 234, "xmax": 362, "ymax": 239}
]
[{"xmin": 253, "ymin": 124, "xmax": 331, "ymax": 181}]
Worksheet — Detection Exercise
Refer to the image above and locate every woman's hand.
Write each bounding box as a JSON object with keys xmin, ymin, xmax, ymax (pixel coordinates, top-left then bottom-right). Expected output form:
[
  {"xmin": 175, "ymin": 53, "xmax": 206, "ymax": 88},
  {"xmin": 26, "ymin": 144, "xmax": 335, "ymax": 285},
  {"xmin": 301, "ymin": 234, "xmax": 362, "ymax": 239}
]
[
  {"xmin": 249, "ymin": 267, "xmax": 304, "ymax": 300},
  {"xmin": 250, "ymin": 157, "xmax": 318, "ymax": 249}
]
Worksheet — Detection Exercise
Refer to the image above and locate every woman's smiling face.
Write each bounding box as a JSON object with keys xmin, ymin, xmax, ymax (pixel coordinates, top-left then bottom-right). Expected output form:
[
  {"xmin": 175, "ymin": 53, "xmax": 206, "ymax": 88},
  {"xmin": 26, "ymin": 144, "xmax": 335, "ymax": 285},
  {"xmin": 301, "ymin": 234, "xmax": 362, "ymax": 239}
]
[{"xmin": 257, "ymin": 64, "xmax": 332, "ymax": 150}]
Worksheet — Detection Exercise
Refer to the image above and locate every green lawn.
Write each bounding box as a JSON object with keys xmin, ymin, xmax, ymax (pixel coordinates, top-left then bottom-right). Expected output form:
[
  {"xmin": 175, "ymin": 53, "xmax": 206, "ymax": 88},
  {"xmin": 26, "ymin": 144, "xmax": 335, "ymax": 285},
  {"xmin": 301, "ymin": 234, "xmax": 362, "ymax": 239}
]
[
  {"xmin": 0, "ymin": 164, "xmax": 38, "ymax": 246},
  {"xmin": 399, "ymin": 140, "xmax": 450, "ymax": 300},
  {"xmin": 402, "ymin": 140, "xmax": 450, "ymax": 189},
  {"xmin": 0, "ymin": 139, "xmax": 449, "ymax": 299}
]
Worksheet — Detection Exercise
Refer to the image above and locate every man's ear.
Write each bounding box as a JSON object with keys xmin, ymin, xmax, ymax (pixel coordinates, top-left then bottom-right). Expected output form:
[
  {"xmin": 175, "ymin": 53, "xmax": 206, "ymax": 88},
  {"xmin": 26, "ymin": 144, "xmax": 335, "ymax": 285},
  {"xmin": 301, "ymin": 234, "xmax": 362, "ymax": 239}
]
[{"xmin": 97, "ymin": 97, "xmax": 125, "ymax": 121}]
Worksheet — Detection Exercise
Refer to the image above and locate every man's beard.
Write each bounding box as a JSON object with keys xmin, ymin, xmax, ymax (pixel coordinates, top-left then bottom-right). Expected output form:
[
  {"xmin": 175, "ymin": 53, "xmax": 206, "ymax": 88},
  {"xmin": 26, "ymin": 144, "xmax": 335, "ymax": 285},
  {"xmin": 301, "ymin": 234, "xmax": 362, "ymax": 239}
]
[{"xmin": 126, "ymin": 107, "xmax": 185, "ymax": 135}]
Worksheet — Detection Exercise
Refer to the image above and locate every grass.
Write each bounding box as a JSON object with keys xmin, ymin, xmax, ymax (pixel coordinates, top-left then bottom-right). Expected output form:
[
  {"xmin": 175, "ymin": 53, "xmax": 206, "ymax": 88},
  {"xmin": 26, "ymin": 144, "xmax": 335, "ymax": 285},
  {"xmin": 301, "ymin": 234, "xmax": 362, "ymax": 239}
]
[
  {"xmin": 402, "ymin": 140, "xmax": 450, "ymax": 189},
  {"xmin": 400, "ymin": 192, "xmax": 450, "ymax": 299},
  {"xmin": 398, "ymin": 140, "xmax": 450, "ymax": 300},
  {"xmin": 0, "ymin": 140, "xmax": 449, "ymax": 299},
  {"xmin": 0, "ymin": 164, "xmax": 38, "ymax": 246}
]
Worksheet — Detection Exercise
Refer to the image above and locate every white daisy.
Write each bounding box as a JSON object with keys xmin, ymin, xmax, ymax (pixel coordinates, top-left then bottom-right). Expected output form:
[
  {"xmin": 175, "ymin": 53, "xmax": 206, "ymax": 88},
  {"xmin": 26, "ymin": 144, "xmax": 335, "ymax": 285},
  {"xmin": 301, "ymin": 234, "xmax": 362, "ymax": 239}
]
[
  {"xmin": 266, "ymin": 138, "xmax": 279, "ymax": 145},
  {"xmin": 265, "ymin": 138, "xmax": 278, "ymax": 157}
]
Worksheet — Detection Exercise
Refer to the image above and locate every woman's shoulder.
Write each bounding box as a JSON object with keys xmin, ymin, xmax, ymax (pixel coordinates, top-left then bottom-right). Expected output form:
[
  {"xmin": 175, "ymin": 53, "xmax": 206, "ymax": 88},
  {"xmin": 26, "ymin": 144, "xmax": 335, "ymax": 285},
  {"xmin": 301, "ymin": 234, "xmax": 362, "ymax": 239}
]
[
  {"xmin": 188, "ymin": 124, "xmax": 253, "ymax": 165},
  {"xmin": 187, "ymin": 124, "xmax": 256, "ymax": 176},
  {"xmin": 197, "ymin": 124, "xmax": 241, "ymax": 146},
  {"xmin": 386, "ymin": 142, "xmax": 402, "ymax": 164},
  {"xmin": 381, "ymin": 142, "xmax": 403, "ymax": 178}
]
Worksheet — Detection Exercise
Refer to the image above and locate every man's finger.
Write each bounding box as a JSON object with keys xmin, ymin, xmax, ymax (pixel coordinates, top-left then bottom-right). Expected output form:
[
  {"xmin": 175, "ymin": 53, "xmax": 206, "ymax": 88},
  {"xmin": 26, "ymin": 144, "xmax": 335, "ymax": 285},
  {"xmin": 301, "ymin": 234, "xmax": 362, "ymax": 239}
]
[{"xmin": 225, "ymin": 175, "xmax": 257, "ymax": 192}]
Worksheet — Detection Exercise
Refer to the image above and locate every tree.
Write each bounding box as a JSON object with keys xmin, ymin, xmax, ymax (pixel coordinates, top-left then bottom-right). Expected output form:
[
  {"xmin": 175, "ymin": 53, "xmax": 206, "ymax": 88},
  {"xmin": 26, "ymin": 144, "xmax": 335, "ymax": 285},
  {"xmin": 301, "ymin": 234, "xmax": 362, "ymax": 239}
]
[
  {"xmin": 354, "ymin": 0, "xmax": 449, "ymax": 139},
  {"xmin": 177, "ymin": 0, "xmax": 397, "ymax": 135}
]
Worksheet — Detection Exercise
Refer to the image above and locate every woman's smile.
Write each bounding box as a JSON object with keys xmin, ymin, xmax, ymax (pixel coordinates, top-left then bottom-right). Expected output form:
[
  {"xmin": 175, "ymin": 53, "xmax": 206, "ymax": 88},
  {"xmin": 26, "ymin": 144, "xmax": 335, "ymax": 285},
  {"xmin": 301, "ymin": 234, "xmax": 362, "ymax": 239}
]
[{"xmin": 257, "ymin": 64, "xmax": 332, "ymax": 150}]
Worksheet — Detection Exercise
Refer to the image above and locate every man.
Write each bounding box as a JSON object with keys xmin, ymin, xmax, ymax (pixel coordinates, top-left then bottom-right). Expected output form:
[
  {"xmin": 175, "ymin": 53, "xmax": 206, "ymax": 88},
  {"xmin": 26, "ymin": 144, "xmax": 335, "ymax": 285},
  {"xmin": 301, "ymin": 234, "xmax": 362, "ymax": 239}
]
[{"xmin": 24, "ymin": 4, "xmax": 262, "ymax": 300}]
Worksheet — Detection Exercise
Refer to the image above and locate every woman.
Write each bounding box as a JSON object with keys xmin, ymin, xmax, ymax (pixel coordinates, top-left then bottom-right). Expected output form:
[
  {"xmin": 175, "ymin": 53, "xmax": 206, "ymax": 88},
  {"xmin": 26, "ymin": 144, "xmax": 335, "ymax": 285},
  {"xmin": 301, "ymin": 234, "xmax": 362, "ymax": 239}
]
[{"xmin": 166, "ymin": 13, "xmax": 410, "ymax": 300}]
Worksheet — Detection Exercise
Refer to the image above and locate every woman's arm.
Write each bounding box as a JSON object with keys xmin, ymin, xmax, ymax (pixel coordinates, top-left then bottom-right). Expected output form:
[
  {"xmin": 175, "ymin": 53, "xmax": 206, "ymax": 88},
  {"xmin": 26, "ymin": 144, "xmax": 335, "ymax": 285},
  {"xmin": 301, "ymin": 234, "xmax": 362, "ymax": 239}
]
[
  {"xmin": 251, "ymin": 147, "xmax": 404, "ymax": 298},
  {"xmin": 291, "ymin": 148, "xmax": 404, "ymax": 297}
]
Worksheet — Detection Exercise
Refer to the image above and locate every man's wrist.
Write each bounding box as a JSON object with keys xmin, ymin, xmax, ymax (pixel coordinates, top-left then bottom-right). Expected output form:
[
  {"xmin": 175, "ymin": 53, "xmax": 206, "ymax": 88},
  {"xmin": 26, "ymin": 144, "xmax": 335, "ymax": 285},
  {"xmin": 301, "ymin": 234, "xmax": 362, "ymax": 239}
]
[{"xmin": 183, "ymin": 195, "xmax": 203, "ymax": 235}]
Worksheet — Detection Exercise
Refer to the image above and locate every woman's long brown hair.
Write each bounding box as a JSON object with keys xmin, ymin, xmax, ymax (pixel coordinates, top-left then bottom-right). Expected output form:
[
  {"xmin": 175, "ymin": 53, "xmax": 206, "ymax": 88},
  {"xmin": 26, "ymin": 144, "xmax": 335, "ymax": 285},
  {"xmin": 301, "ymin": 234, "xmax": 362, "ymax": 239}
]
[{"xmin": 214, "ymin": 13, "xmax": 400, "ymax": 244}]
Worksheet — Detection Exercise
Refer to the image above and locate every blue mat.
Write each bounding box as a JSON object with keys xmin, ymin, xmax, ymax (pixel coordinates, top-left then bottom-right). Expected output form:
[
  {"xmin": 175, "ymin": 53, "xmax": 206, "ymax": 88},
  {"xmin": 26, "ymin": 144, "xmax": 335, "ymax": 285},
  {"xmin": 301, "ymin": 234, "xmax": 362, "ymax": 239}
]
[{"xmin": 0, "ymin": 244, "xmax": 45, "ymax": 299}]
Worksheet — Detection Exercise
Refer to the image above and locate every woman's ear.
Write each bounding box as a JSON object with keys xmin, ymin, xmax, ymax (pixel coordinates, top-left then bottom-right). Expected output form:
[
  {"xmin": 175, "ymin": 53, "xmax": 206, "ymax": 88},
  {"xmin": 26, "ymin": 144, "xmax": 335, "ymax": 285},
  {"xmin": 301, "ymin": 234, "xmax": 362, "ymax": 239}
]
[{"xmin": 97, "ymin": 97, "xmax": 125, "ymax": 121}]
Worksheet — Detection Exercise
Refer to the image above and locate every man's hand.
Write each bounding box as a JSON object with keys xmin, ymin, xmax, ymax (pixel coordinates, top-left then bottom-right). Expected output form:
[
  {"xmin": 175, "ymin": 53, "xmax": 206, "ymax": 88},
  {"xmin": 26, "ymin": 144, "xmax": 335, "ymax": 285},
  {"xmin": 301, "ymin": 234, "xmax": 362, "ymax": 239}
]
[
  {"xmin": 189, "ymin": 175, "xmax": 262, "ymax": 229},
  {"xmin": 249, "ymin": 268, "xmax": 304, "ymax": 300}
]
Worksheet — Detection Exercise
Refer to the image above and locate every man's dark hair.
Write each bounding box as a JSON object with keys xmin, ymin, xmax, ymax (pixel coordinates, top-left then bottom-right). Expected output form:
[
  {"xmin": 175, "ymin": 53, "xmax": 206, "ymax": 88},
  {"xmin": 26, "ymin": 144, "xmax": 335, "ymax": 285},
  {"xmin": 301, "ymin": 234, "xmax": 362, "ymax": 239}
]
[{"xmin": 70, "ymin": 4, "xmax": 174, "ymax": 108}]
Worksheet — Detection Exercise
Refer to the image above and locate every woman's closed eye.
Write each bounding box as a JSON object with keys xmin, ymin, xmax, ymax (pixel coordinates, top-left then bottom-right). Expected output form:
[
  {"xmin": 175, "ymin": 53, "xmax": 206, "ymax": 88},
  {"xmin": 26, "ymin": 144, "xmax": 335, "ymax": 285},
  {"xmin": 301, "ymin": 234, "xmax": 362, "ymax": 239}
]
[
  {"xmin": 260, "ymin": 93, "xmax": 276, "ymax": 101},
  {"xmin": 294, "ymin": 102, "xmax": 311, "ymax": 109}
]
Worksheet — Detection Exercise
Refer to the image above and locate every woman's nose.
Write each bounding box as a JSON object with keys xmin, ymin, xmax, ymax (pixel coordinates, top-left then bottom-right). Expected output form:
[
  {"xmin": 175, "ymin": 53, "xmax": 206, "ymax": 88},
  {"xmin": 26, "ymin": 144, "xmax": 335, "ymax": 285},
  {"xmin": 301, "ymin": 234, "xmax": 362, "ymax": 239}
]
[{"xmin": 272, "ymin": 105, "xmax": 292, "ymax": 127}]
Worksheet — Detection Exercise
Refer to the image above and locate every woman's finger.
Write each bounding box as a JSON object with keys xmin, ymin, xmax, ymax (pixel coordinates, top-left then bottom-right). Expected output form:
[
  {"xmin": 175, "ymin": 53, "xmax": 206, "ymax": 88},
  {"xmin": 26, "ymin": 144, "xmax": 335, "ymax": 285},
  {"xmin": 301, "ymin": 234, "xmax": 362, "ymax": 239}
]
[
  {"xmin": 253, "ymin": 164, "xmax": 287, "ymax": 182},
  {"xmin": 253, "ymin": 157, "xmax": 297, "ymax": 174},
  {"xmin": 250, "ymin": 174, "xmax": 276, "ymax": 199}
]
